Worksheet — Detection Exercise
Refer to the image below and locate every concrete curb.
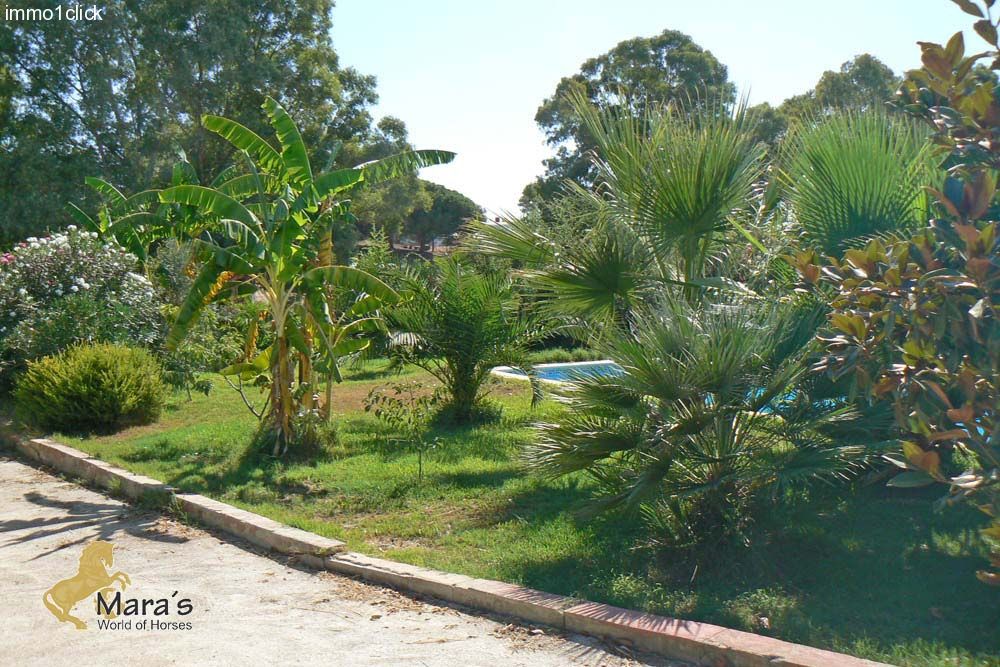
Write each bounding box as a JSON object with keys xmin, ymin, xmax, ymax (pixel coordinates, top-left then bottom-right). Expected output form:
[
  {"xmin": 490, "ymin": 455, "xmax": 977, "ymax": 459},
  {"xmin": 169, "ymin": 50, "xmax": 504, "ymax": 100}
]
[
  {"xmin": 14, "ymin": 436, "xmax": 890, "ymax": 667},
  {"xmin": 15, "ymin": 437, "xmax": 346, "ymax": 558}
]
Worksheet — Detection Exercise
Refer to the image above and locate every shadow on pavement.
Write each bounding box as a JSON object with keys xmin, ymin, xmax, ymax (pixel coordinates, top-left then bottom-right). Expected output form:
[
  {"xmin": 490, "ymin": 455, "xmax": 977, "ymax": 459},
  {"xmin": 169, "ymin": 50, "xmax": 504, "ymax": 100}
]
[{"xmin": 0, "ymin": 489, "xmax": 188, "ymax": 559}]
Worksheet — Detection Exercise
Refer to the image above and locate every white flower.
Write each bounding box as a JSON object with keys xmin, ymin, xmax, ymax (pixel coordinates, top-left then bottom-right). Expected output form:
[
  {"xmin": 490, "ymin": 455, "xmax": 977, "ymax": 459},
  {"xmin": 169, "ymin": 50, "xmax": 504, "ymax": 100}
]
[
  {"xmin": 70, "ymin": 285, "xmax": 78, "ymax": 293},
  {"xmin": 17, "ymin": 288, "xmax": 26, "ymax": 297},
  {"xmin": 67, "ymin": 225, "xmax": 77, "ymax": 232},
  {"xmin": 26, "ymin": 237, "xmax": 37, "ymax": 243},
  {"xmin": 55, "ymin": 289, "xmax": 63, "ymax": 297}
]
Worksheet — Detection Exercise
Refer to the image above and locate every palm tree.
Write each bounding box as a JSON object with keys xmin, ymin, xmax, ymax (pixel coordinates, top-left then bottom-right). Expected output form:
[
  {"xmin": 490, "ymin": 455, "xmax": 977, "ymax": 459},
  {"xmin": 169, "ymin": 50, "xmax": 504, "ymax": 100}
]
[
  {"xmin": 386, "ymin": 257, "xmax": 549, "ymax": 423},
  {"xmin": 146, "ymin": 97, "xmax": 452, "ymax": 454},
  {"xmin": 526, "ymin": 296, "xmax": 870, "ymax": 548},
  {"xmin": 467, "ymin": 93, "xmax": 875, "ymax": 545},
  {"xmin": 782, "ymin": 110, "xmax": 934, "ymax": 255},
  {"xmin": 468, "ymin": 90, "xmax": 767, "ymax": 329}
]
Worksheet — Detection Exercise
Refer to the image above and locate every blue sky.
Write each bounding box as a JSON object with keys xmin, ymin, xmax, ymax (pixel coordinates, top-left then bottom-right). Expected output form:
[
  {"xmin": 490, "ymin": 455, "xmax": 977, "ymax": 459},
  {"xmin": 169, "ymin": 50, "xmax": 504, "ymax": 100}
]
[{"xmin": 332, "ymin": 0, "xmax": 972, "ymax": 214}]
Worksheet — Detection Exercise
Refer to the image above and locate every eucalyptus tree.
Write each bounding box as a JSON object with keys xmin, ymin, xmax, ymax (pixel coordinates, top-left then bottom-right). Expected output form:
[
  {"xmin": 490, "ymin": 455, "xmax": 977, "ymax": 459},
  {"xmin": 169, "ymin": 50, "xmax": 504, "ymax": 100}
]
[
  {"xmin": 524, "ymin": 29, "xmax": 735, "ymax": 207},
  {"xmin": 0, "ymin": 0, "xmax": 381, "ymax": 245},
  {"xmin": 146, "ymin": 97, "xmax": 452, "ymax": 454}
]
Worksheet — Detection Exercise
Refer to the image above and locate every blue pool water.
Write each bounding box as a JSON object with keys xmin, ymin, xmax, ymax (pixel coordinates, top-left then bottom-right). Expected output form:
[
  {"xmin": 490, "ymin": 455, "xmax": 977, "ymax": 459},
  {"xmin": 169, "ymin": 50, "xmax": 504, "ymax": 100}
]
[{"xmin": 492, "ymin": 360, "xmax": 624, "ymax": 383}]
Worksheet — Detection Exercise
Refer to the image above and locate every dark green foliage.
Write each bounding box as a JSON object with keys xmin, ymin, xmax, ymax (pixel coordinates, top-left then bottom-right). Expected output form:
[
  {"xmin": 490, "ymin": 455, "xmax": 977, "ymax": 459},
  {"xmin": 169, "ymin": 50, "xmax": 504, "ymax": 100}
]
[
  {"xmin": 0, "ymin": 0, "xmax": 383, "ymax": 245},
  {"xmin": 404, "ymin": 182, "xmax": 481, "ymax": 251},
  {"xmin": 779, "ymin": 54, "xmax": 900, "ymax": 123},
  {"xmin": 15, "ymin": 343, "xmax": 166, "ymax": 433},
  {"xmin": 527, "ymin": 347, "xmax": 604, "ymax": 364}
]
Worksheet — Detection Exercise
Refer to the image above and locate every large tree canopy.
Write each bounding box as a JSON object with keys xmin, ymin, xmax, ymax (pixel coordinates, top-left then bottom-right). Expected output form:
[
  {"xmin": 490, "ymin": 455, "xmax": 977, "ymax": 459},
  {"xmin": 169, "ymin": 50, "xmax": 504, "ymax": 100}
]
[
  {"xmin": 737, "ymin": 54, "xmax": 900, "ymax": 148},
  {"xmin": 522, "ymin": 29, "xmax": 735, "ymax": 209},
  {"xmin": 779, "ymin": 54, "xmax": 900, "ymax": 123},
  {"xmin": 0, "ymin": 0, "xmax": 383, "ymax": 245},
  {"xmin": 405, "ymin": 182, "xmax": 481, "ymax": 251},
  {"xmin": 350, "ymin": 117, "xmax": 431, "ymax": 245}
]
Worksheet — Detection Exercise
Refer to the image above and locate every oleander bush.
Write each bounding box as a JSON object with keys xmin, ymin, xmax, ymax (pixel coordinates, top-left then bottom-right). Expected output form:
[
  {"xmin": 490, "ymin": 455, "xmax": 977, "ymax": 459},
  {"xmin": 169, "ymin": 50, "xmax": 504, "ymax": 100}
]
[
  {"xmin": 0, "ymin": 227, "xmax": 163, "ymax": 388},
  {"xmin": 14, "ymin": 343, "xmax": 166, "ymax": 433}
]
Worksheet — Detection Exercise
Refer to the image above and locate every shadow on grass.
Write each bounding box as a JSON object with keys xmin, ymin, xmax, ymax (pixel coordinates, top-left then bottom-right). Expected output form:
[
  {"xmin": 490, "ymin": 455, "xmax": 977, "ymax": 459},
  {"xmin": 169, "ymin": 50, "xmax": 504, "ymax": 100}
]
[
  {"xmin": 529, "ymin": 484, "xmax": 1000, "ymax": 659},
  {"xmin": 429, "ymin": 468, "xmax": 519, "ymax": 490},
  {"xmin": 340, "ymin": 363, "xmax": 405, "ymax": 382}
]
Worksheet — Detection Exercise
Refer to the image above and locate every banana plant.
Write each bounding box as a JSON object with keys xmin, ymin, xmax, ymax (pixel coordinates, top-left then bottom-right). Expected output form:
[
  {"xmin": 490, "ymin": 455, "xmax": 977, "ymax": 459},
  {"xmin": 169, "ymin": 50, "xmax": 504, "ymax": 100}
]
[
  {"xmin": 149, "ymin": 97, "xmax": 453, "ymax": 454},
  {"xmin": 66, "ymin": 151, "xmax": 249, "ymax": 265}
]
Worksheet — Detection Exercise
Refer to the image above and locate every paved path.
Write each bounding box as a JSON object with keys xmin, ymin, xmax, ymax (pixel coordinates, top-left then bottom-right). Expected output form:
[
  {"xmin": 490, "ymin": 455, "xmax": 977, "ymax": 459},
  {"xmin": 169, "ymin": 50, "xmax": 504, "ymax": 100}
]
[{"xmin": 0, "ymin": 456, "xmax": 673, "ymax": 666}]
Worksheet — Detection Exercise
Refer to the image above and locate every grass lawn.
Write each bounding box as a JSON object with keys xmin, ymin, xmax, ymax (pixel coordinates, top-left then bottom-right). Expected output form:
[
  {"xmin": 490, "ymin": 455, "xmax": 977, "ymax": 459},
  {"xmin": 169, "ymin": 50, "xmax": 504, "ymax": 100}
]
[{"xmin": 39, "ymin": 361, "xmax": 1000, "ymax": 666}]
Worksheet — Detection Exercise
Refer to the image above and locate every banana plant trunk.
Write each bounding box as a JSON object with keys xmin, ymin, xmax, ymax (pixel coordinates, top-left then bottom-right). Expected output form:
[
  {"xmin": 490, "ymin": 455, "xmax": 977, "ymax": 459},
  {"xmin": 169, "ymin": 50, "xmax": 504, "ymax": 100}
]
[
  {"xmin": 318, "ymin": 226, "xmax": 337, "ymax": 423},
  {"xmin": 271, "ymin": 334, "xmax": 293, "ymax": 456}
]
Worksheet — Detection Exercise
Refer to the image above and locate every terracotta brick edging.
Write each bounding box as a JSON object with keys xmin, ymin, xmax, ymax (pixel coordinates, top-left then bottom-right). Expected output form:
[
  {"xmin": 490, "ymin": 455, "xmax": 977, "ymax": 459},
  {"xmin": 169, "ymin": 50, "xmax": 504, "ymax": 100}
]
[{"xmin": 13, "ymin": 437, "xmax": 890, "ymax": 667}]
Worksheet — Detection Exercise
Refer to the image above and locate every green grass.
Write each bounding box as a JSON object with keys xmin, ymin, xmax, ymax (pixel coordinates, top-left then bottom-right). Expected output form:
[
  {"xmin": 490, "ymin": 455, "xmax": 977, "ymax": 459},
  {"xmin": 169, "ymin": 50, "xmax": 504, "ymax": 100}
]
[{"xmin": 45, "ymin": 362, "xmax": 1000, "ymax": 666}]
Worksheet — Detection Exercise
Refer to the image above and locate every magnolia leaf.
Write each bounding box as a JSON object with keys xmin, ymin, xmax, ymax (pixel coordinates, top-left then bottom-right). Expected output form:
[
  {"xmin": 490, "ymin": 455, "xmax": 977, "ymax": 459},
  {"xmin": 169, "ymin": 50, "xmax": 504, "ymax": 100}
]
[
  {"xmin": 887, "ymin": 470, "xmax": 936, "ymax": 488},
  {"xmin": 974, "ymin": 19, "xmax": 998, "ymax": 45},
  {"xmin": 951, "ymin": 0, "xmax": 984, "ymax": 17}
]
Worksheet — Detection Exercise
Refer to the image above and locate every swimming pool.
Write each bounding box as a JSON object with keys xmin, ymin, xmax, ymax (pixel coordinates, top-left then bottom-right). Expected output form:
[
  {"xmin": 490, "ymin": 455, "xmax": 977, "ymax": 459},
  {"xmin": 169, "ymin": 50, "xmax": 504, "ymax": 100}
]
[{"xmin": 491, "ymin": 360, "xmax": 624, "ymax": 384}]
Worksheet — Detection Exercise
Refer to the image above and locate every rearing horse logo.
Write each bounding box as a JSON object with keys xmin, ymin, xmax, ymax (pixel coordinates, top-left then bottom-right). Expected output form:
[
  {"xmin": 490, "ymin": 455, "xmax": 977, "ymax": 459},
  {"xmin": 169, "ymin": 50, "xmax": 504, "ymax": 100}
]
[{"xmin": 43, "ymin": 540, "xmax": 131, "ymax": 630}]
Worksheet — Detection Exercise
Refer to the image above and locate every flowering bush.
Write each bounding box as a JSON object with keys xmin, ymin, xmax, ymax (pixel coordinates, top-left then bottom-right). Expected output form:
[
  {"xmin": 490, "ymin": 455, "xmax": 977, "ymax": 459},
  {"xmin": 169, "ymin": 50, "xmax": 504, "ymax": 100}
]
[{"xmin": 0, "ymin": 227, "xmax": 164, "ymax": 386}]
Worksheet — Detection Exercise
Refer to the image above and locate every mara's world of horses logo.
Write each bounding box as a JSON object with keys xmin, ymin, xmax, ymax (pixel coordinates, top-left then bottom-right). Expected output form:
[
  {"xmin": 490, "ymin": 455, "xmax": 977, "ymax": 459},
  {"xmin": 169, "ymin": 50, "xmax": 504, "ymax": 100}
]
[{"xmin": 42, "ymin": 540, "xmax": 194, "ymax": 631}]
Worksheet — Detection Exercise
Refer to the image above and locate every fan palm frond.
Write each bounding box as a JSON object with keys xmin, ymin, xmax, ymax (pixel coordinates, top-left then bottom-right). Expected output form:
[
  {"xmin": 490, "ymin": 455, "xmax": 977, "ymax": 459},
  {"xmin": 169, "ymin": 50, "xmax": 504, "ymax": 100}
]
[{"xmin": 783, "ymin": 110, "xmax": 934, "ymax": 255}]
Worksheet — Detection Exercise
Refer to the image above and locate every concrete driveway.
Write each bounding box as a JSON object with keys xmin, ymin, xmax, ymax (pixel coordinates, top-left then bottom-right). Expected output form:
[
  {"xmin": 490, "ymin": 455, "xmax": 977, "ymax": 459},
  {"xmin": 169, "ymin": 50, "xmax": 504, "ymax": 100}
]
[{"xmin": 0, "ymin": 456, "xmax": 674, "ymax": 666}]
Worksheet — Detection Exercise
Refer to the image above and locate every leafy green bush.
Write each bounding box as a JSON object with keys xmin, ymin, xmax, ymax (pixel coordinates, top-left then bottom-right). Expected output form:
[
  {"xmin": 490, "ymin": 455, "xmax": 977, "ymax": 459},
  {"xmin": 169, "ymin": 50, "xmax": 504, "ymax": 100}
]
[
  {"xmin": 809, "ymin": 5, "xmax": 1000, "ymax": 587},
  {"xmin": 15, "ymin": 343, "xmax": 166, "ymax": 433}
]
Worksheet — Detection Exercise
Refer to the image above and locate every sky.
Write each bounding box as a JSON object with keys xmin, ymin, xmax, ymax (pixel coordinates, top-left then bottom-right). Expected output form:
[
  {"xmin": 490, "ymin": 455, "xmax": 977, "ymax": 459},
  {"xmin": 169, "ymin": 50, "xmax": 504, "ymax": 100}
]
[{"xmin": 331, "ymin": 0, "xmax": 973, "ymax": 215}]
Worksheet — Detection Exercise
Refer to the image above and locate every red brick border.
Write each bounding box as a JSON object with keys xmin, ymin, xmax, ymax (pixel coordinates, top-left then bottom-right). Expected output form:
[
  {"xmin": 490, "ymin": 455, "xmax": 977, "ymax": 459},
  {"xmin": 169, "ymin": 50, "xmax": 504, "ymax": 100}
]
[{"xmin": 13, "ymin": 437, "xmax": 889, "ymax": 667}]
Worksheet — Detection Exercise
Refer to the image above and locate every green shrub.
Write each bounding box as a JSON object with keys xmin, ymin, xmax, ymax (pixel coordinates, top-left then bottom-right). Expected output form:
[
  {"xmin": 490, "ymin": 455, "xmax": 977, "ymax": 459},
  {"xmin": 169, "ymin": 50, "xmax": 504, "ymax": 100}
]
[
  {"xmin": 15, "ymin": 343, "xmax": 166, "ymax": 433},
  {"xmin": 528, "ymin": 347, "xmax": 604, "ymax": 364},
  {"xmin": 387, "ymin": 258, "xmax": 550, "ymax": 423},
  {"xmin": 809, "ymin": 6, "xmax": 1000, "ymax": 588}
]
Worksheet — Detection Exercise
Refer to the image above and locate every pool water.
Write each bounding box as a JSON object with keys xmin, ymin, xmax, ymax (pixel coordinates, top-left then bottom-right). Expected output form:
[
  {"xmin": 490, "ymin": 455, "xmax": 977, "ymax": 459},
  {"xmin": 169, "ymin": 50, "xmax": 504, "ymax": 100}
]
[{"xmin": 492, "ymin": 360, "xmax": 624, "ymax": 383}]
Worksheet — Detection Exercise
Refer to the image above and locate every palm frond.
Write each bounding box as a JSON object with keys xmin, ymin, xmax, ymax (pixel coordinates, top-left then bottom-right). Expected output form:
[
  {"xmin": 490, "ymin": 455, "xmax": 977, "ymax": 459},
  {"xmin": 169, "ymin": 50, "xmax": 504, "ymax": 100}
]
[{"xmin": 783, "ymin": 110, "xmax": 934, "ymax": 255}]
